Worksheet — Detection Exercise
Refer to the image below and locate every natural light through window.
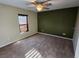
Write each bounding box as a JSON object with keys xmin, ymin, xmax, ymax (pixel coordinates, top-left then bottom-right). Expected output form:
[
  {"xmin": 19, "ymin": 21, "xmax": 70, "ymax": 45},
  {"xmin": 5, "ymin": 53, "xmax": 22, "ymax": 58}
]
[
  {"xmin": 25, "ymin": 48, "xmax": 42, "ymax": 58},
  {"xmin": 18, "ymin": 14, "xmax": 28, "ymax": 33}
]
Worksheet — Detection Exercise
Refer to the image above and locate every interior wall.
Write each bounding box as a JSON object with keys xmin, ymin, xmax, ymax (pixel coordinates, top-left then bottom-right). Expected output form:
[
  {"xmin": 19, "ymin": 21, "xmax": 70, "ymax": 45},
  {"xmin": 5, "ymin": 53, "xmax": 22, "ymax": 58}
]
[
  {"xmin": 0, "ymin": 4, "xmax": 37, "ymax": 48},
  {"xmin": 38, "ymin": 7, "xmax": 77, "ymax": 38},
  {"xmin": 73, "ymin": 8, "xmax": 79, "ymax": 58},
  {"xmin": 75, "ymin": 39, "xmax": 79, "ymax": 58}
]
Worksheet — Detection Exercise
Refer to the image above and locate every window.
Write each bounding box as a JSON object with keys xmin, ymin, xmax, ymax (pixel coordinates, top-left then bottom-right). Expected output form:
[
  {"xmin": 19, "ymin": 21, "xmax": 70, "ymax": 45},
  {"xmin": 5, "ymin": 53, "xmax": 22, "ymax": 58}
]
[{"xmin": 18, "ymin": 14, "xmax": 28, "ymax": 33}]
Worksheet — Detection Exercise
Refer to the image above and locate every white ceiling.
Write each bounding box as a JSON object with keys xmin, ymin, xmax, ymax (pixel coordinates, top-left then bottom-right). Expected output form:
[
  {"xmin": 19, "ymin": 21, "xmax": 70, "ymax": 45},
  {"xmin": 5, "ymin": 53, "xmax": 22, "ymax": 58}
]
[{"xmin": 0, "ymin": 0, "xmax": 79, "ymax": 12}]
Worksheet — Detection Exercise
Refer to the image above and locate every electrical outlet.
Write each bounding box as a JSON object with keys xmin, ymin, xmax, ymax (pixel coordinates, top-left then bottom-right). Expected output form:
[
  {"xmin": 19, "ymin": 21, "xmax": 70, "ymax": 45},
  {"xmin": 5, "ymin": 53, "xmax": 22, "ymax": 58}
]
[{"xmin": 62, "ymin": 33, "xmax": 66, "ymax": 36}]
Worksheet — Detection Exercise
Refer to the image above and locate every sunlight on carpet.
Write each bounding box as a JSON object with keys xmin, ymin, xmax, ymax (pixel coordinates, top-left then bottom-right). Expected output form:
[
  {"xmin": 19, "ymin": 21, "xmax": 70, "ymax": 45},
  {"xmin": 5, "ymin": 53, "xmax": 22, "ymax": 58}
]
[{"xmin": 25, "ymin": 48, "xmax": 42, "ymax": 58}]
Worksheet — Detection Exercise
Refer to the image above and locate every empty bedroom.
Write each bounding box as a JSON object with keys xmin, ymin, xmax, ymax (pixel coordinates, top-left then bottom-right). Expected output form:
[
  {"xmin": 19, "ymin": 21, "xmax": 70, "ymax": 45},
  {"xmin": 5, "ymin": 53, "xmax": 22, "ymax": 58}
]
[{"xmin": 0, "ymin": 0, "xmax": 79, "ymax": 58}]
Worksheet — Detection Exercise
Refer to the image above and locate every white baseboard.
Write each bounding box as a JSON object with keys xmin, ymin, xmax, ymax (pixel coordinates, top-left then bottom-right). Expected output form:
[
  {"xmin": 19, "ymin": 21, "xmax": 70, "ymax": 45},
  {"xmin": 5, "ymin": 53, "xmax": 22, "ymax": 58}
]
[
  {"xmin": 0, "ymin": 39, "xmax": 20, "ymax": 48},
  {"xmin": 0, "ymin": 33, "xmax": 38, "ymax": 48},
  {"xmin": 38, "ymin": 32, "xmax": 72, "ymax": 40},
  {"xmin": 0, "ymin": 32, "xmax": 72, "ymax": 48}
]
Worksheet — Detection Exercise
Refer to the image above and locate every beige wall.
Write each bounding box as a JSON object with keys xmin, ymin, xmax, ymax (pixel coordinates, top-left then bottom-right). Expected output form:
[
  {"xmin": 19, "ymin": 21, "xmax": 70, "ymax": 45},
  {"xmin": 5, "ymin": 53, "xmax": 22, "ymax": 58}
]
[
  {"xmin": 0, "ymin": 4, "xmax": 37, "ymax": 48},
  {"xmin": 73, "ymin": 8, "xmax": 79, "ymax": 58}
]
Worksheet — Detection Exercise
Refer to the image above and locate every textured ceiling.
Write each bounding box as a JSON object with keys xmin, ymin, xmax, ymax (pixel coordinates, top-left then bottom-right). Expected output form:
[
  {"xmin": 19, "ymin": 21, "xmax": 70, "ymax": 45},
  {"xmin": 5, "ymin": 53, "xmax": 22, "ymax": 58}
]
[{"xmin": 0, "ymin": 0, "xmax": 79, "ymax": 12}]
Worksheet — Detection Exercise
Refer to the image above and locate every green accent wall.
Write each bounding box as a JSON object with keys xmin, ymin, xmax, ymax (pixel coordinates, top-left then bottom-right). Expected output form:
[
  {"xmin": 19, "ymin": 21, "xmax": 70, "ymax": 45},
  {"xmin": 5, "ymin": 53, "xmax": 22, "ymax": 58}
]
[{"xmin": 38, "ymin": 7, "xmax": 78, "ymax": 38}]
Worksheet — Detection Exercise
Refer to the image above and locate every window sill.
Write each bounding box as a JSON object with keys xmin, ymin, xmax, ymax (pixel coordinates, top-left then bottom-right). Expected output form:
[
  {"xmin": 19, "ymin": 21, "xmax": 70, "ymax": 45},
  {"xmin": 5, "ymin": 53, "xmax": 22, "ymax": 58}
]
[
  {"xmin": 20, "ymin": 32, "xmax": 28, "ymax": 34},
  {"xmin": 20, "ymin": 32, "xmax": 25, "ymax": 34}
]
